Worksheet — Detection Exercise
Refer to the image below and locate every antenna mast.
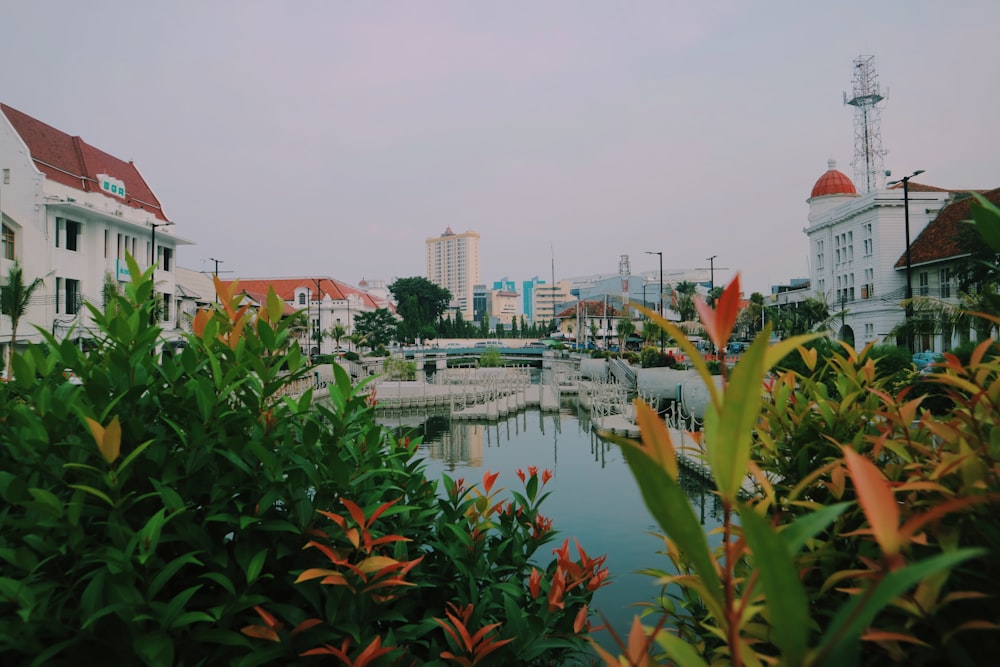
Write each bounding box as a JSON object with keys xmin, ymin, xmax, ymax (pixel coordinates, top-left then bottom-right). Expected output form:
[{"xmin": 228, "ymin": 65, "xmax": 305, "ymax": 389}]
[{"xmin": 844, "ymin": 54, "xmax": 888, "ymax": 193}]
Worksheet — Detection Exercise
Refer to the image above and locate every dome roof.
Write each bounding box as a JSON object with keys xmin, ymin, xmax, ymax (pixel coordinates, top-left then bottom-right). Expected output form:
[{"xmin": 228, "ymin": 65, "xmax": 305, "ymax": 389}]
[{"xmin": 810, "ymin": 159, "xmax": 857, "ymax": 198}]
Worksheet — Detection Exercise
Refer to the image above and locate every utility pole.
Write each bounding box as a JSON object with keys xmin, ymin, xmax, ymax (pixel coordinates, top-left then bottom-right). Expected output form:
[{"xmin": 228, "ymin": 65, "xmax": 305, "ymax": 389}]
[
  {"xmin": 887, "ymin": 169, "xmax": 925, "ymax": 353},
  {"xmin": 696, "ymin": 256, "xmax": 730, "ymax": 299}
]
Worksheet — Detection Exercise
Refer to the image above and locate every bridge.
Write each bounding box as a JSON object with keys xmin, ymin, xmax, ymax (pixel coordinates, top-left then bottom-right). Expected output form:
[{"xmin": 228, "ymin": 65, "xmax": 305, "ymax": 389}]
[{"xmin": 398, "ymin": 345, "xmax": 551, "ymax": 363}]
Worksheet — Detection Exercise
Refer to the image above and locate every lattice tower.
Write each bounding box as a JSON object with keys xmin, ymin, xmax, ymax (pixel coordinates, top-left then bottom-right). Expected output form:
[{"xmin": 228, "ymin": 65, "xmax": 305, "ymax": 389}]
[{"xmin": 843, "ymin": 55, "xmax": 888, "ymax": 193}]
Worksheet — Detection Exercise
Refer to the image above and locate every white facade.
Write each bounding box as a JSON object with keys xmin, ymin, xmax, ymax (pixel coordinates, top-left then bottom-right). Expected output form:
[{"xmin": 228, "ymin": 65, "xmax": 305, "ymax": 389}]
[
  {"xmin": 0, "ymin": 104, "xmax": 190, "ymax": 360},
  {"xmin": 805, "ymin": 165, "xmax": 952, "ymax": 349},
  {"xmin": 531, "ymin": 280, "xmax": 573, "ymax": 325},
  {"xmin": 426, "ymin": 228, "xmax": 481, "ymax": 322}
]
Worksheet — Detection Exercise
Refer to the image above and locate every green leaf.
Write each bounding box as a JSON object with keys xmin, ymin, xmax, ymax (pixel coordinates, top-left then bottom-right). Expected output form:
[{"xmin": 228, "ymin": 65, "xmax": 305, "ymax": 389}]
[
  {"xmin": 199, "ymin": 572, "xmax": 237, "ymax": 596},
  {"xmin": 134, "ymin": 631, "xmax": 175, "ymax": 667},
  {"xmin": 27, "ymin": 487, "xmax": 63, "ymax": 518},
  {"xmin": 118, "ymin": 439, "xmax": 154, "ymax": 472},
  {"xmin": 815, "ymin": 548, "xmax": 985, "ymax": 667},
  {"xmin": 969, "ymin": 192, "xmax": 1000, "ymax": 250},
  {"xmin": 67, "ymin": 483, "xmax": 114, "ymax": 507},
  {"xmin": 160, "ymin": 584, "xmax": 203, "ymax": 628},
  {"xmin": 739, "ymin": 506, "xmax": 809, "ymax": 666},
  {"xmin": 619, "ymin": 445, "xmax": 725, "ymax": 618},
  {"xmin": 651, "ymin": 626, "xmax": 711, "ymax": 667},
  {"xmin": 704, "ymin": 338, "xmax": 768, "ymax": 501},
  {"xmin": 245, "ymin": 548, "xmax": 267, "ymax": 585},
  {"xmin": 779, "ymin": 502, "xmax": 850, "ymax": 556},
  {"xmin": 149, "ymin": 552, "xmax": 203, "ymax": 599}
]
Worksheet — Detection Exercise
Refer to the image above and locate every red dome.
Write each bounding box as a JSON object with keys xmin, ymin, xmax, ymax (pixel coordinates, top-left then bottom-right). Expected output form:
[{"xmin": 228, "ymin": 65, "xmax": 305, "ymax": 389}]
[{"xmin": 810, "ymin": 159, "xmax": 857, "ymax": 198}]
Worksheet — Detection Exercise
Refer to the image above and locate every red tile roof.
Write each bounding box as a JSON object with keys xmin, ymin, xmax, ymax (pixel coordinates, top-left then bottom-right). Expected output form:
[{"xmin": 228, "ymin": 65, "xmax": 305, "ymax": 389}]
[
  {"xmin": 895, "ymin": 187, "xmax": 1000, "ymax": 268},
  {"xmin": 1, "ymin": 103, "xmax": 168, "ymax": 221},
  {"xmin": 222, "ymin": 277, "xmax": 384, "ymax": 310}
]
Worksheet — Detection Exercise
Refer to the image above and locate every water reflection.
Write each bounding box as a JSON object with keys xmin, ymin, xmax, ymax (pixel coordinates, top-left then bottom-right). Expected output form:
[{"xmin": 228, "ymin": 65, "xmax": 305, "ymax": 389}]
[{"xmin": 380, "ymin": 402, "xmax": 723, "ymax": 656}]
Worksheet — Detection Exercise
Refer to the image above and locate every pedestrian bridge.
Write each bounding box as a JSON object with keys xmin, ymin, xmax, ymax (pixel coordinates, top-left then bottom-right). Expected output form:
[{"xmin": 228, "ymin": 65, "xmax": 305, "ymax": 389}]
[{"xmin": 398, "ymin": 345, "xmax": 551, "ymax": 362}]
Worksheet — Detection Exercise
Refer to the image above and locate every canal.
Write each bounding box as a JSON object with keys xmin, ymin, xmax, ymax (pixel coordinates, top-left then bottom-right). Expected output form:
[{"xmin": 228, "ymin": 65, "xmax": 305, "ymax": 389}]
[{"xmin": 380, "ymin": 400, "xmax": 724, "ymax": 658}]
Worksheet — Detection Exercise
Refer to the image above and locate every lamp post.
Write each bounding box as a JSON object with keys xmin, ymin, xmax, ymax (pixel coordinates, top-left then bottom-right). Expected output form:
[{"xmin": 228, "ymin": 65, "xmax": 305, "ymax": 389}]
[
  {"xmin": 149, "ymin": 221, "xmax": 175, "ymax": 270},
  {"xmin": 887, "ymin": 169, "xmax": 925, "ymax": 353},
  {"xmin": 645, "ymin": 251, "xmax": 664, "ymax": 354},
  {"xmin": 706, "ymin": 255, "xmax": 717, "ymax": 293},
  {"xmin": 313, "ymin": 278, "xmax": 323, "ymax": 356}
]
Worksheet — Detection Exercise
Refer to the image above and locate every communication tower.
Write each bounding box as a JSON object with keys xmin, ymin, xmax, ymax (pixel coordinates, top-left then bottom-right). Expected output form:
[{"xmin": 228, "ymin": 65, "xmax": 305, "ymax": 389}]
[
  {"xmin": 843, "ymin": 55, "xmax": 888, "ymax": 193},
  {"xmin": 619, "ymin": 254, "xmax": 630, "ymax": 311}
]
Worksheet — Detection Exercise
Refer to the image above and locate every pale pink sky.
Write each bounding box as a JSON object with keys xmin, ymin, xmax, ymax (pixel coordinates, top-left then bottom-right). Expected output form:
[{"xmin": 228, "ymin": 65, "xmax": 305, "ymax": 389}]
[{"xmin": 3, "ymin": 1, "xmax": 998, "ymax": 295}]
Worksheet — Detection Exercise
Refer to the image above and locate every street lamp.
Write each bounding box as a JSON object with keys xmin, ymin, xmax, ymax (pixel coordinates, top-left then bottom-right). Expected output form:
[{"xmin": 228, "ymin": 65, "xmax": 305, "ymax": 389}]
[
  {"xmin": 149, "ymin": 221, "xmax": 175, "ymax": 270},
  {"xmin": 706, "ymin": 255, "xmax": 717, "ymax": 293},
  {"xmin": 313, "ymin": 278, "xmax": 323, "ymax": 355},
  {"xmin": 887, "ymin": 169, "xmax": 925, "ymax": 353},
  {"xmin": 645, "ymin": 251, "xmax": 664, "ymax": 354}
]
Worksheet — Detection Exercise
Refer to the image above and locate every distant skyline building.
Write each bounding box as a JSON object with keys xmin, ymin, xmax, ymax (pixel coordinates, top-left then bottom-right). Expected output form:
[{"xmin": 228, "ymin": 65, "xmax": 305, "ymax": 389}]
[
  {"xmin": 426, "ymin": 227, "xmax": 480, "ymax": 322},
  {"xmin": 522, "ymin": 276, "xmax": 546, "ymax": 323}
]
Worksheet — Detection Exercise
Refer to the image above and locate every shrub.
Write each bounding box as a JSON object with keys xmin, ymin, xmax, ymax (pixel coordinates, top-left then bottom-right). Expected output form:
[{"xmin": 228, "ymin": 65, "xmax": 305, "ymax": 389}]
[
  {"xmin": 598, "ymin": 276, "xmax": 1000, "ymax": 666},
  {"xmin": 478, "ymin": 347, "xmax": 503, "ymax": 367},
  {"xmin": 868, "ymin": 343, "xmax": 913, "ymax": 383},
  {"xmin": 640, "ymin": 346, "xmax": 680, "ymax": 369},
  {"xmin": 383, "ymin": 355, "xmax": 417, "ymax": 380},
  {"xmin": 0, "ymin": 258, "xmax": 603, "ymax": 666}
]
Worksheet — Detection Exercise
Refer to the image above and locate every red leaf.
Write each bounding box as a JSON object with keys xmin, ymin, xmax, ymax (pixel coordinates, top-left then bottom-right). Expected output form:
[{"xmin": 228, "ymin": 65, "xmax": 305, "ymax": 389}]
[
  {"xmin": 842, "ymin": 446, "xmax": 901, "ymax": 557},
  {"xmin": 694, "ymin": 274, "xmax": 742, "ymax": 351}
]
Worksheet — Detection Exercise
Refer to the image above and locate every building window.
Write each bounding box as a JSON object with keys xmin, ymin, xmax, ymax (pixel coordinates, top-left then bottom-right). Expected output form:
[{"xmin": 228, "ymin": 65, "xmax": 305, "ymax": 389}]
[
  {"xmin": 161, "ymin": 247, "xmax": 173, "ymax": 271},
  {"xmin": 162, "ymin": 293, "xmax": 172, "ymax": 322},
  {"xmin": 2, "ymin": 224, "xmax": 13, "ymax": 260},
  {"xmin": 918, "ymin": 272, "xmax": 929, "ymax": 296},
  {"xmin": 939, "ymin": 267, "xmax": 952, "ymax": 298},
  {"xmin": 65, "ymin": 219, "xmax": 81, "ymax": 251},
  {"xmin": 65, "ymin": 278, "xmax": 80, "ymax": 315},
  {"xmin": 298, "ymin": 292, "xmax": 306, "ymax": 305}
]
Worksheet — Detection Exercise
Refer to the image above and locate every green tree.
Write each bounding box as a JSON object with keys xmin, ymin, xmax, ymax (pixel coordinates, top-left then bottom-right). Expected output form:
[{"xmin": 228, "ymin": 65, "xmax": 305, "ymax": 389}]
[
  {"xmin": 1, "ymin": 261, "xmax": 45, "ymax": 374},
  {"xmin": 736, "ymin": 291, "xmax": 766, "ymax": 339},
  {"xmin": 328, "ymin": 323, "xmax": 346, "ymax": 349},
  {"xmin": 353, "ymin": 307, "xmax": 397, "ymax": 349},
  {"xmin": 388, "ymin": 277, "xmax": 451, "ymax": 343},
  {"xmin": 673, "ymin": 281, "xmax": 699, "ymax": 322},
  {"xmin": 616, "ymin": 317, "xmax": 636, "ymax": 350}
]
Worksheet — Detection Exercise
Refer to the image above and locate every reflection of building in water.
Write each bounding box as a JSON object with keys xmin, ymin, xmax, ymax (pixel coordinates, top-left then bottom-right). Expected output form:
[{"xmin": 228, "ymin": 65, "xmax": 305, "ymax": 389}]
[{"xmin": 425, "ymin": 423, "xmax": 484, "ymax": 468}]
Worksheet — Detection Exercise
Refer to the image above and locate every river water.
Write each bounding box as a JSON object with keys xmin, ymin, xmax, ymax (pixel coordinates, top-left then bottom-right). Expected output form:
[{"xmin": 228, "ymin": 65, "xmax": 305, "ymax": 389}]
[{"xmin": 380, "ymin": 400, "xmax": 723, "ymax": 658}]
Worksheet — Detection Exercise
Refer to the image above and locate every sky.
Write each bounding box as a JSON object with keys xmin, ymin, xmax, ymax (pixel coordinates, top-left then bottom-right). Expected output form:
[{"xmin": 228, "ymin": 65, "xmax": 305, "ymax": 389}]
[{"xmin": 2, "ymin": 1, "xmax": 998, "ymax": 297}]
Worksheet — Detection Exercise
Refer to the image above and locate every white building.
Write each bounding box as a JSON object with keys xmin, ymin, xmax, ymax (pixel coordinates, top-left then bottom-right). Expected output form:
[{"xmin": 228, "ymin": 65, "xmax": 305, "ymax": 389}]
[
  {"xmin": 0, "ymin": 102, "xmax": 190, "ymax": 360},
  {"xmin": 805, "ymin": 159, "xmax": 954, "ymax": 350},
  {"xmin": 426, "ymin": 227, "xmax": 480, "ymax": 321},
  {"xmin": 219, "ymin": 277, "xmax": 389, "ymax": 355},
  {"xmin": 531, "ymin": 280, "xmax": 573, "ymax": 326}
]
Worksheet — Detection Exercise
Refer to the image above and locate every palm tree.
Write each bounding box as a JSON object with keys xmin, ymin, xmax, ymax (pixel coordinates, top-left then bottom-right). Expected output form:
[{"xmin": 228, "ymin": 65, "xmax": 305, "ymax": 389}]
[
  {"xmin": 328, "ymin": 323, "xmax": 347, "ymax": 350},
  {"xmin": 1, "ymin": 262, "xmax": 45, "ymax": 374},
  {"xmin": 616, "ymin": 317, "xmax": 635, "ymax": 351}
]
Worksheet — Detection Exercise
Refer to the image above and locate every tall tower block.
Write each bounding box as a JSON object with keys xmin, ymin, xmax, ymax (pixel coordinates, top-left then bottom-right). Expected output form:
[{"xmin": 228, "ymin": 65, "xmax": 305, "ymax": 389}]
[{"xmin": 843, "ymin": 55, "xmax": 888, "ymax": 193}]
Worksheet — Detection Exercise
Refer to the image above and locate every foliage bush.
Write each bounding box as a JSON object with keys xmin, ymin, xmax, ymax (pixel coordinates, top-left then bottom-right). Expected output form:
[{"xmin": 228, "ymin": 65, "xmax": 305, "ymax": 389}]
[
  {"xmin": 599, "ymin": 274, "xmax": 1000, "ymax": 666},
  {"xmin": 382, "ymin": 355, "xmax": 418, "ymax": 380},
  {"xmin": 478, "ymin": 347, "xmax": 503, "ymax": 367},
  {"xmin": 867, "ymin": 343, "xmax": 914, "ymax": 383},
  {"xmin": 639, "ymin": 346, "xmax": 680, "ymax": 369},
  {"xmin": 0, "ymin": 259, "xmax": 604, "ymax": 666}
]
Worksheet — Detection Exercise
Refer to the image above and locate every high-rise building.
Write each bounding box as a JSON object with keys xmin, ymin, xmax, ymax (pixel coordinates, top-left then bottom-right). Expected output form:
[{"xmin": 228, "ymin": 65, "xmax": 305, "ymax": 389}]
[{"xmin": 426, "ymin": 227, "xmax": 480, "ymax": 321}]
